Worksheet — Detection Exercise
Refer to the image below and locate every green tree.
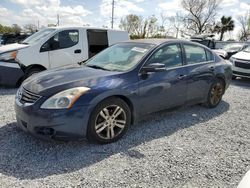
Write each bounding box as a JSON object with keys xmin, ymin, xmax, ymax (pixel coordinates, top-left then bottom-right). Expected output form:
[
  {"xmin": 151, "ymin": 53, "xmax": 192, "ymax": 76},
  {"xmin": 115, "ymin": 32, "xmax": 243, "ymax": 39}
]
[
  {"xmin": 12, "ymin": 24, "xmax": 21, "ymax": 34},
  {"xmin": 119, "ymin": 14, "xmax": 160, "ymax": 39},
  {"xmin": 24, "ymin": 24, "xmax": 37, "ymax": 33},
  {"xmin": 214, "ymin": 16, "xmax": 235, "ymax": 41},
  {"xmin": 0, "ymin": 24, "xmax": 14, "ymax": 34}
]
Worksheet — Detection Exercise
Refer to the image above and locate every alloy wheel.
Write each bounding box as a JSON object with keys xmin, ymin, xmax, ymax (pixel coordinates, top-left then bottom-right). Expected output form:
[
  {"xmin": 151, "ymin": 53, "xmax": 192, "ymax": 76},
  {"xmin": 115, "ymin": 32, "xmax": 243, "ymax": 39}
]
[
  {"xmin": 95, "ymin": 105, "xmax": 127, "ymax": 140},
  {"xmin": 210, "ymin": 82, "xmax": 223, "ymax": 106}
]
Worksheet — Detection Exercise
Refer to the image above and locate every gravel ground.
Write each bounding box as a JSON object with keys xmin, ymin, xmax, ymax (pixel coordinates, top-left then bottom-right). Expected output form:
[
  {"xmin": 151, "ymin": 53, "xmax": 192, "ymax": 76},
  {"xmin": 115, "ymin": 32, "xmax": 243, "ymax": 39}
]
[{"xmin": 0, "ymin": 79, "xmax": 250, "ymax": 188}]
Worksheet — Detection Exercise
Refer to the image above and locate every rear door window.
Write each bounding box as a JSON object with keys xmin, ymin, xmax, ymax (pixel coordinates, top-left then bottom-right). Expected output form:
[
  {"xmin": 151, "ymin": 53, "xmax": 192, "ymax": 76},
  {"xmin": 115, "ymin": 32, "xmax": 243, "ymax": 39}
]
[
  {"xmin": 87, "ymin": 30, "xmax": 109, "ymax": 58},
  {"xmin": 184, "ymin": 44, "xmax": 207, "ymax": 64}
]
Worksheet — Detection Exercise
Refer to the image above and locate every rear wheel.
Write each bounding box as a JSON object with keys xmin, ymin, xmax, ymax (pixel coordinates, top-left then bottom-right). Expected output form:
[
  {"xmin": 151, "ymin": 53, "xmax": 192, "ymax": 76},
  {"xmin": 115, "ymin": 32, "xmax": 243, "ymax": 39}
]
[
  {"xmin": 87, "ymin": 97, "xmax": 131, "ymax": 144},
  {"xmin": 205, "ymin": 79, "xmax": 225, "ymax": 108}
]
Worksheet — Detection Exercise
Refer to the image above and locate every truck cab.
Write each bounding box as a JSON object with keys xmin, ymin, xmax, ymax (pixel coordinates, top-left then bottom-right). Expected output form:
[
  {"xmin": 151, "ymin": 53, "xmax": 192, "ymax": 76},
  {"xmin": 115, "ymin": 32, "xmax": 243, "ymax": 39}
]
[{"xmin": 0, "ymin": 26, "xmax": 129, "ymax": 87}]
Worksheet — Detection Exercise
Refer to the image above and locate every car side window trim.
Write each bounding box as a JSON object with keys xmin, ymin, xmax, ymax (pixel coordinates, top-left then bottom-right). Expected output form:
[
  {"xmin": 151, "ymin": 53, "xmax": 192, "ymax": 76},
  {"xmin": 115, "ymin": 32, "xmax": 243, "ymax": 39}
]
[{"xmin": 181, "ymin": 42, "xmax": 215, "ymax": 66}]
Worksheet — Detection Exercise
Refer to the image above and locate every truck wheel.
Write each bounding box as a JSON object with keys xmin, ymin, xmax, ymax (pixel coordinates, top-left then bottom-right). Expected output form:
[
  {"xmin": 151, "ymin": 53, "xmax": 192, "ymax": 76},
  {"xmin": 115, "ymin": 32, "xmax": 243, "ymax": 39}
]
[{"xmin": 24, "ymin": 67, "xmax": 44, "ymax": 80}]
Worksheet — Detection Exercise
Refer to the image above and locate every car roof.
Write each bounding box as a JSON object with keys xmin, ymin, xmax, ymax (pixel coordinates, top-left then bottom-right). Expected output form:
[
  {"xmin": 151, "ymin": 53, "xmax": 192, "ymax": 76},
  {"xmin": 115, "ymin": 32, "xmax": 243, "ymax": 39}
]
[
  {"xmin": 48, "ymin": 26, "xmax": 126, "ymax": 32},
  {"xmin": 124, "ymin": 38, "xmax": 200, "ymax": 46}
]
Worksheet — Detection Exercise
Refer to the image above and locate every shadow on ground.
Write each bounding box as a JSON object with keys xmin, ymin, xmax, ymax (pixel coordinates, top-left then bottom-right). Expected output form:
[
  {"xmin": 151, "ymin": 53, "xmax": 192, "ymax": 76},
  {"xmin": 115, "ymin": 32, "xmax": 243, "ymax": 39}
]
[
  {"xmin": 231, "ymin": 78, "xmax": 250, "ymax": 89},
  {"xmin": 0, "ymin": 87, "xmax": 17, "ymax": 95},
  {"xmin": 0, "ymin": 101, "xmax": 229, "ymax": 180}
]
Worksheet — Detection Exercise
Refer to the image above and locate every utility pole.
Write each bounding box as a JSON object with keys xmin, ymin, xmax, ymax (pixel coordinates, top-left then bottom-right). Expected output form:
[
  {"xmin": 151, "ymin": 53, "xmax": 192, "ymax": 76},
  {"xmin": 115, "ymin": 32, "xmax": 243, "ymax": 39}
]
[
  {"xmin": 57, "ymin": 14, "xmax": 60, "ymax": 26},
  {"xmin": 111, "ymin": 0, "xmax": 115, "ymax": 29}
]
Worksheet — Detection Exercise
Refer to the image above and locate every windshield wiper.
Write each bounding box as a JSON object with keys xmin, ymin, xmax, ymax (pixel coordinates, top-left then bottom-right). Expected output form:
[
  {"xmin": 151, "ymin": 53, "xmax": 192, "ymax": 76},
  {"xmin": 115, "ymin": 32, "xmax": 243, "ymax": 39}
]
[
  {"xmin": 86, "ymin": 65, "xmax": 111, "ymax": 71},
  {"xmin": 21, "ymin": 42, "xmax": 29, "ymax": 45}
]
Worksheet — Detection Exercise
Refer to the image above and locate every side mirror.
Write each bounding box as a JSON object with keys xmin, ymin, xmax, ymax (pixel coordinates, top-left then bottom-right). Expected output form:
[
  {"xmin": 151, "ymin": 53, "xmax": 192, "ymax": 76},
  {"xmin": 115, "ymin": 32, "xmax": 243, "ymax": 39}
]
[
  {"xmin": 141, "ymin": 63, "xmax": 166, "ymax": 73},
  {"xmin": 50, "ymin": 40, "xmax": 59, "ymax": 50}
]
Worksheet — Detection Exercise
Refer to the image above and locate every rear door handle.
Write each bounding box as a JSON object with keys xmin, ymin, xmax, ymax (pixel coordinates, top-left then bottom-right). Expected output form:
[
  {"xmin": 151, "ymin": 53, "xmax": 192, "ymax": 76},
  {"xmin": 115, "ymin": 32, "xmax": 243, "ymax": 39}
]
[
  {"xmin": 74, "ymin": 49, "xmax": 81, "ymax": 54},
  {"xmin": 209, "ymin": 66, "xmax": 215, "ymax": 71},
  {"xmin": 178, "ymin": 75, "xmax": 187, "ymax": 80}
]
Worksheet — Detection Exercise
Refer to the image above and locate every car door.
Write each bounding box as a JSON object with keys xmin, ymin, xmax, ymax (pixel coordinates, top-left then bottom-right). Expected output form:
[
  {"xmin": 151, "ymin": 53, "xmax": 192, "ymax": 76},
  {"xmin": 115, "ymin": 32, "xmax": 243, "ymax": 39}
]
[
  {"xmin": 45, "ymin": 29, "xmax": 83, "ymax": 68},
  {"xmin": 138, "ymin": 43, "xmax": 187, "ymax": 115},
  {"xmin": 182, "ymin": 43, "xmax": 215, "ymax": 104}
]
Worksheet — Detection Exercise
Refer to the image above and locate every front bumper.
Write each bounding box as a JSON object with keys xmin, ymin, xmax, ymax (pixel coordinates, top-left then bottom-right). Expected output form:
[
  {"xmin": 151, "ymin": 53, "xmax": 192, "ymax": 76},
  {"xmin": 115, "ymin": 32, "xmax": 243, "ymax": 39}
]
[
  {"xmin": 15, "ymin": 98, "xmax": 93, "ymax": 141},
  {"xmin": 0, "ymin": 61, "xmax": 24, "ymax": 87},
  {"xmin": 231, "ymin": 60, "xmax": 250, "ymax": 78}
]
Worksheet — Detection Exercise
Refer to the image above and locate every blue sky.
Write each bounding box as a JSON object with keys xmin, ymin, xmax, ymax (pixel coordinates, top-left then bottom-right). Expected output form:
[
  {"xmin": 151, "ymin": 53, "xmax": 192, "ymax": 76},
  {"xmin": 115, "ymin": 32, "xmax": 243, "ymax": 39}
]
[{"xmin": 0, "ymin": 0, "xmax": 250, "ymax": 38}]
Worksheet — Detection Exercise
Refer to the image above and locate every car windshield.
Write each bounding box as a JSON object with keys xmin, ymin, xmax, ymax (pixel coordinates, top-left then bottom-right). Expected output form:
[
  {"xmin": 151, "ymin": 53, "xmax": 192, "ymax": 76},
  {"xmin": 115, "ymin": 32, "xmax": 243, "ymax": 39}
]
[
  {"xmin": 85, "ymin": 43, "xmax": 155, "ymax": 72},
  {"xmin": 22, "ymin": 28, "xmax": 55, "ymax": 45},
  {"xmin": 223, "ymin": 43, "xmax": 243, "ymax": 51},
  {"xmin": 243, "ymin": 46, "xmax": 250, "ymax": 53}
]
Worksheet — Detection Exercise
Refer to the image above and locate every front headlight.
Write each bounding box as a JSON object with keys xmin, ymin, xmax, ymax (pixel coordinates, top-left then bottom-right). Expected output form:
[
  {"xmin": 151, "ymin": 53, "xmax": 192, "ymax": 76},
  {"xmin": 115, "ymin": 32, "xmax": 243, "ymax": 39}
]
[
  {"xmin": 41, "ymin": 87, "xmax": 90, "ymax": 109},
  {"xmin": 229, "ymin": 57, "xmax": 235, "ymax": 63},
  {"xmin": 0, "ymin": 51, "xmax": 17, "ymax": 62}
]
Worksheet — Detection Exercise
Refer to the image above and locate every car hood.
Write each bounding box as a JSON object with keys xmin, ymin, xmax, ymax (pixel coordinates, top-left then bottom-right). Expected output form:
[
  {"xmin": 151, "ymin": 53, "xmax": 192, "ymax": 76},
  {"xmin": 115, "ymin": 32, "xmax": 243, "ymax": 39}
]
[
  {"xmin": 232, "ymin": 51, "xmax": 250, "ymax": 60},
  {"xmin": 0, "ymin": 43, "xmax": 29, "ymax": 54},
  {"xmin": 22, "ymin": 65, "xmax": 121, "ymax": 96},
  {"xmin": 213, "ymin": 49, "xmax": 228, "ymax": 57}
]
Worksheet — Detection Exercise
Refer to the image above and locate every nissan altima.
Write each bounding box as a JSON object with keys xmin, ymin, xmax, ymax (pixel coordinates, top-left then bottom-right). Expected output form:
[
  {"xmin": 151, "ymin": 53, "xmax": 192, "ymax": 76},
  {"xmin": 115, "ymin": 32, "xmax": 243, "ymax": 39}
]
[{"xmin": 15, "ymin": 39, "xmax": 232, "ymax": 144}]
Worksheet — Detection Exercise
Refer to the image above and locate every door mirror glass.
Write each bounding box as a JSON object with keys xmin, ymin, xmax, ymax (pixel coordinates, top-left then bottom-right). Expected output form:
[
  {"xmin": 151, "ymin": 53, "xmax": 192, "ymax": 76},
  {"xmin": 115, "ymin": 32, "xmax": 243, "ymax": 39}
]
[{"xmin": 142, "ymin": 63, "xmax": 166, "ymax": 73}]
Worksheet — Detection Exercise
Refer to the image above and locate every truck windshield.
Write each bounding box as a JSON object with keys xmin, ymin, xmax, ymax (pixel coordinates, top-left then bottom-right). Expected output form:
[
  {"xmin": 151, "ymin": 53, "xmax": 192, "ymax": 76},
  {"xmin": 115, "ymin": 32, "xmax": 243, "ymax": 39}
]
[
  {"xmin": 22, "ymin": 28, "xmax": 55, "ymax": 45},
  {"xmin": 85, "ymin": 43, "xmax": 155, "ymax": 72}
]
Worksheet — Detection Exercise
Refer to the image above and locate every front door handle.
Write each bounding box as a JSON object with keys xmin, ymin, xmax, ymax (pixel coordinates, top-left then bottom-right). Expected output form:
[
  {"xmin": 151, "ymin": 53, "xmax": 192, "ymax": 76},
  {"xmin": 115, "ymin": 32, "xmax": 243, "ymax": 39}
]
[{"xmin": 74, "ymin": 49, "xmax": 81, "ymax": 54}]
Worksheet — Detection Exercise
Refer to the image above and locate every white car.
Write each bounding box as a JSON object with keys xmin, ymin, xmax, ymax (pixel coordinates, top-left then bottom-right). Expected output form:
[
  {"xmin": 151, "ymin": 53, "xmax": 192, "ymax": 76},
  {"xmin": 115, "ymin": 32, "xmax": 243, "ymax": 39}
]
[
  {"xmin": 0, "ymin": 26, "xmax": 129, "ymax": 87},
  {"xmin": 229, "ymin": 46, "xmax": 250, "ymax": 79}
]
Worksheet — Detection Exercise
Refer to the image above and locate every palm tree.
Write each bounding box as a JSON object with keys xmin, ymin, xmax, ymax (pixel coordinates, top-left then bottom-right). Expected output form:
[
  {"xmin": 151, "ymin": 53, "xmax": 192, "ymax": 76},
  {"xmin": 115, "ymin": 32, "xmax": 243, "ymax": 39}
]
[{"xmin": 214, "ymin": 16, "xmax": 235, "ymax": 41}]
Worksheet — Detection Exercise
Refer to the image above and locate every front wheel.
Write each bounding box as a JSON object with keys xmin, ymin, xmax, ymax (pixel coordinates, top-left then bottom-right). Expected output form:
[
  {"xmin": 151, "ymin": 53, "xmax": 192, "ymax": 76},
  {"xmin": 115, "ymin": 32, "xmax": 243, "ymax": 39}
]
[
  {"xmin": 87, "ymin": 97, "xmax": 131, "ymax": 144},
  {"xmin": 205, "ymin": 79, "xmax": 225, "ymax": 108}
]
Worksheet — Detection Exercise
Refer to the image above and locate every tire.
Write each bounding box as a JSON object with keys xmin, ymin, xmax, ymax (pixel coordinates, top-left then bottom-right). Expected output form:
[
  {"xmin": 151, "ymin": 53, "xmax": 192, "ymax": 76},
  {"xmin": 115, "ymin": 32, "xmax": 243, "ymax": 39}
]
[
  {"xmin": 24, "ymin": 67, "xmax": 44, "ymax": 80},
  {"xmin": 204, "ymin": 79, "xmax": 225, "ymax": 108},
  {"xmin": 87, "ymin": 97, "xmax": 131, "ymax": 144}
]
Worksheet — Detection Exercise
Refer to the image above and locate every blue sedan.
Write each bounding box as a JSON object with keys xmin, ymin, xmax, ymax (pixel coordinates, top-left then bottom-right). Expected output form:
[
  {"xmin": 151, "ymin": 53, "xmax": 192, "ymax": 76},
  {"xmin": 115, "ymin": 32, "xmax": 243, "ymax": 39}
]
[{"xmin": 15, "ymin": 39, "xmax": 232, "ymax": 144}]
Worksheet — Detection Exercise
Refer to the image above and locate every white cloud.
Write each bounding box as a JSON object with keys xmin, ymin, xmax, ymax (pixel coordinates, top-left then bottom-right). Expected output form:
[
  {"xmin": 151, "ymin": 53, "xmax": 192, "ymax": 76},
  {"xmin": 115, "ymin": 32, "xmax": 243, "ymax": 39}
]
[
  {"xmin": 99, "ymin": 0, "xmax": 145, "ymax": 28},
  {"xmin": 240, "ymin": 2, "xmax": 250, "ymax": 10},
  {"xmin": 222, "ymin": 0, "xmax": 239, "ymax": 7},
  {"xmin": 100, "ymin": 0, "xmax": 144, "ymax": 18},
  {"xmin": 158, "ymin": 0, "xmax": 182, "ymax": 11},
  {"xmin": 4, "ymin": 0, "xmax": 92, "ymax": 27}
]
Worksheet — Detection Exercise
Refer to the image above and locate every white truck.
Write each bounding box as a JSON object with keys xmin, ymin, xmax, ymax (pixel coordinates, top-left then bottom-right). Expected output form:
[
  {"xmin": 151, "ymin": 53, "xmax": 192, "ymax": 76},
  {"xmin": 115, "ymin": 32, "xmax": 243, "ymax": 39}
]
[{"xmin": 0, "ymin": 26, "xmax": 129, "ymax": 87}]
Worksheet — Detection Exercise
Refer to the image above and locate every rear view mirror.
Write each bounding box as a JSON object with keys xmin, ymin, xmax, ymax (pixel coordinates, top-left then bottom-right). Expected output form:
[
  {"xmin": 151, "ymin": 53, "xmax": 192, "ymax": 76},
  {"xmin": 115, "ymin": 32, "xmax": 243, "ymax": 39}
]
[{"xmin": 142, "ymin": 63, "xmax": 166, "ymax": 73}]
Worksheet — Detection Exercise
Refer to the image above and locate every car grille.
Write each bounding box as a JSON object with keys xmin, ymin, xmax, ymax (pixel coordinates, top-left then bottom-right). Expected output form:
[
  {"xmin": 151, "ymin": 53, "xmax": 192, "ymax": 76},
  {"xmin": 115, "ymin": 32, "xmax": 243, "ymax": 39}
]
[
  {"xmin": 19, "ymin": 88, "xmax": 41, "ymax": 105},
  {"xmin": 235, "ymin": 61, "xmax": 250, "ymax": 69}
]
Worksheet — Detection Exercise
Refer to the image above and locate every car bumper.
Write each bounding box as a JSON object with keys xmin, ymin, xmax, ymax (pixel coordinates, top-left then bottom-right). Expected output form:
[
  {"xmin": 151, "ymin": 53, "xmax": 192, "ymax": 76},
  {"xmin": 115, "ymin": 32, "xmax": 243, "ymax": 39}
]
[
  {"xmin": 232, "ymin": 66, "xmax": 250, "ymax": 78},
  {"xmin": 0, "ymin": 61, "xmax": 24, "ymax": 87},
  {"xmin": 15, "ymin": 99, "xmax": 93, "ymax": 141}
]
